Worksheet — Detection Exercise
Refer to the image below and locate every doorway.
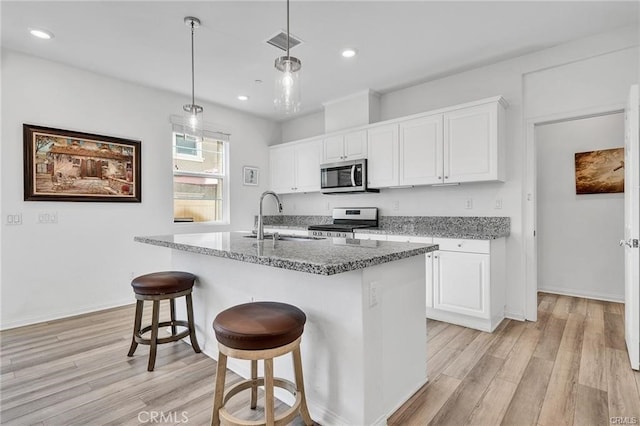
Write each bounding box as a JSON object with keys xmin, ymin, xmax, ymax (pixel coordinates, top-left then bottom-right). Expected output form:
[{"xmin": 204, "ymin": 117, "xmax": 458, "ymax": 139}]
[{"xmin": 535, "ymin": 112, "xmax": 625, "ymax": 301}]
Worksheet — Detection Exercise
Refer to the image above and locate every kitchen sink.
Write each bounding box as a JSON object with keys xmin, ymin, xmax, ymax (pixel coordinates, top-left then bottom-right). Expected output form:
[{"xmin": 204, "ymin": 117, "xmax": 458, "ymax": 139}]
[{"xmin": 243, "ymin": 234, "xmax": 325, "ymax": 242}]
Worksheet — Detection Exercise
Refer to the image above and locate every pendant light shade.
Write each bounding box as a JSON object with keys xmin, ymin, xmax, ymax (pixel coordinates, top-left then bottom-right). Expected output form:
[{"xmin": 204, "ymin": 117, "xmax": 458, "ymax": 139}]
[
  {"xmin": 183, "ymin": 17, "xmax": 203, "ymax": 140},
  {"xmin": 274, "ymin": 0, "xmax": 301, "ymax": 114}
]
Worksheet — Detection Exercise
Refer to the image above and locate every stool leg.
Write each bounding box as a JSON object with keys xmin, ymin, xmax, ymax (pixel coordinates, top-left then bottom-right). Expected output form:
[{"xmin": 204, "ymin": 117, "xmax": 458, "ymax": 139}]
[
  {"xmin": 250, "ymin": 360, "xmax": 258, "ymax": 409},
  {"xmin": 264, "ymin": 358, "xmax": 275, "ymax": 426},
  {"xmin": 293, "ymin": 346, "xmax": 313, "ymax": 426},
  {"xmin": 211, "ymin": 352, "xmax": 227, "ymax": 426},
  {"xmin": 147, "ymin": 300, "xmax": 160, "ymax": 372},
  {"xmin": 185, "ymin": 293, "xmax": 201, "ymax": 353},
  {"xmin": 127, "ymin": 300, "xmax": 144, "ymax": 357},
  {"xmin": 169, "ymin": 298, "xmax": 177, "ymax": 336}
]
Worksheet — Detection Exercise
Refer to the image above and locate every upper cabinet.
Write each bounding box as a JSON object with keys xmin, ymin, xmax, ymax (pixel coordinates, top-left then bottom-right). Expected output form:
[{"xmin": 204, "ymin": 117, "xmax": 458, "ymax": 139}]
[
  {"xmin": 367, "ymin": 123, "xmax": 399, "ymax": 188},
  {"xmin": 443, "ymin": 101, "xmax": 505, "ymax": 183},
  {"xmin": 399, "ymin": 114, "xmax": 443, "ymax": 186},
  {"xmin": 323, "ymin": 130, "xmax": 367, "ymax": 163},
  {"xmin": 376, "ymin": 98, "xmax": 506, "ymax": 188},
  {"xmin": 269, "ymin": 139, "xmax": 322, "ymax": 194},
  {"xmin": 270, "ymin": 96, "xmax": 507, "ymax": 193}
]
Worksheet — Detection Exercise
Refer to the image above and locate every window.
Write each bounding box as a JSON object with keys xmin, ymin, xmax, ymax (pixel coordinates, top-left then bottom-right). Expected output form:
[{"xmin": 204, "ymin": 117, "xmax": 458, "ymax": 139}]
[
  {"xmin": 173, "ymin": 133, "xmax": 228, "ymax": 223},
  {"xmin": 174, "ymin": 134, "xmax": 203, "ymax": 161}
]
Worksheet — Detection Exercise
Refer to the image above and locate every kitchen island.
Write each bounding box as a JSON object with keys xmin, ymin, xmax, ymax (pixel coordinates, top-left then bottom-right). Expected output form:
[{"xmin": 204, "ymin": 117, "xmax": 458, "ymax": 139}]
[{"xmin": 135, "ymin": 231, "xmax": 437, "ymax": 425}]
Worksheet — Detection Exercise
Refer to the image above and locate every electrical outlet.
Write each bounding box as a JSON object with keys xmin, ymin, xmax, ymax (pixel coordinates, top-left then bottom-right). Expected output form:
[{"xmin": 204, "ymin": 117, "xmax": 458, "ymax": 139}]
[
  {"xmin": 369, "ymin": 281, "xmax": 379, "ymax": 307},
  {"xmin": 495, "ymin": 199, "xmax": 503, "ymax": 209},
  {"xmin": 38, "ymin": 212, "xmax": 58, "ymax": 224},
  {"xmin": 6, "ymin": 213, "xmax": 22, "ymax": 225},
  {"xmin": 392, "ymin": 200, "xmax": 400, "ymax": 211},
  {"xmin": 464, "ymin": 198, "xmax": 473, "ymax": 209},
  {"xmin": 326, "ymin": 202, "xmax": 331, "ymax": 211}
]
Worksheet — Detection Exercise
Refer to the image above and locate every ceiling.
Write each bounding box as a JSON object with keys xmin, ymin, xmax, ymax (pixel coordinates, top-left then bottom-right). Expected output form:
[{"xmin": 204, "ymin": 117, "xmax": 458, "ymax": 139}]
[{"xmin": 2, "ymin": 1, "xmax": 638, "ymax": 122}]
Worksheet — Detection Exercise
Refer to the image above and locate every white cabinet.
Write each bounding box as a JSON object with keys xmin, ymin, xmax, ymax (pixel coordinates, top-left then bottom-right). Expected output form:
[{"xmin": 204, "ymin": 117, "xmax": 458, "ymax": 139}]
[
  {"xmin": 399, "ymin": 114, "xmax": 443, "ymax": 186},
  {"xmin": 426, "ymin": 237, "xmax": 506, "ymax": 332},
  {"xmin": 443, "ymin": 101, "xmax": 505, "ymax": 183},
  {"xmin": 367, "ymin": 98, "xmax": 505, "ymax": 188},
  {"xmin": 367, "ymin": 123, "xmax": 399, "ymax": 188},
  {"xmin": 271, "ymin": 96, "xmax": 506, "ymax": 192},
  {"xmin": 354, "ymin": 233, "xmax": 387, "ymax": 241},
  {"xmin": 433, "ymin": 250, "xmax": 490, "ymax": 318},
  {"xmin": 323, "ymin": 130, "xmax": 367, "ymax": 163},
  {"xmin": 269, "ymin": 139, "xmax": 322, "ymax": 194}
]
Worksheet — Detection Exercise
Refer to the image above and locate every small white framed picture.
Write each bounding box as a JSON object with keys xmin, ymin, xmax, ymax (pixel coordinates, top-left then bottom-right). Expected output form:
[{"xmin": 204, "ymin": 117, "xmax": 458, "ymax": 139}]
[{"xmin": 243, "ymin": 166, "xmax": 259, "ymax": 186}]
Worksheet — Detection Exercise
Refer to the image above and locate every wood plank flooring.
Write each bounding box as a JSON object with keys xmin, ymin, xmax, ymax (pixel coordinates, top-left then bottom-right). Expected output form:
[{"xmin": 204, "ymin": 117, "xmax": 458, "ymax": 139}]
[
  {"xmin": 1, "ymin": 293, "xmax": 639, "ymax": 425},
  {"xmin": 389, "ymin": 293, "xmax": 640, "ymax": 426}
]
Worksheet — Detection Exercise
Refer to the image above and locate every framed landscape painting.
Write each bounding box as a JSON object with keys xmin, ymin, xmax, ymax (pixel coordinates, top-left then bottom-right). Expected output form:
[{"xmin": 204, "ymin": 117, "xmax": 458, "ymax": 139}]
[
  {"xmin": 23, "ymin": 124, "xmax": 141, "ymax": 202},
  {"xmin": 574, "ymin": 147, "xmax": 624, "ymax": 194}
]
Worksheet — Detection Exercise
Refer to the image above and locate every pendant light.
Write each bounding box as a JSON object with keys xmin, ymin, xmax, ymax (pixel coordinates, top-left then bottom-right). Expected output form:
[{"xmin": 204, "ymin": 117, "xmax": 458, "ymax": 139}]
[
  {"xmin": 274, "ymin": 0, "xmax": 301, "ymax": 114},
  {"xmin": 183, "ymin": 16, "xmax": 203, "ymax": 140}
]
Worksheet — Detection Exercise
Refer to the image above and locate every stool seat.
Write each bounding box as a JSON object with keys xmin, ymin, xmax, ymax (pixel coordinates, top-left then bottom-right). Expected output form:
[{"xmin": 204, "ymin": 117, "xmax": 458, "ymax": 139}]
[
  {"xmin": 131, "ymin": 271, "xmax": 196, "ymax": 295},
  {"xmin": 213, "ymin": 301, "xmax": 306, "ymax": 351},
  {"xmin": 127, "ymin": 271, "xmax": 200, "ymax": 371}
]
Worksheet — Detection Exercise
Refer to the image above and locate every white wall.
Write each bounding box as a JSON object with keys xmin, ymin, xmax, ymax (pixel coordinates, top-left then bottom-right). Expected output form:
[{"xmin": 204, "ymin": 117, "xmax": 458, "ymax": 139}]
[
  {"xmin": 1, "ymin": 49, "xmax": 280, "ymax": 329},
  {"xmin": 273, "ymin": 25, "xmax": 639, "ymax": 320},
  {"xmin": 281, "ymin": 110, "xmax": 324, "ymax": 144},
  {"xmin": 536, "ymin": 113, "xmax": 625, "ymax": 301}
]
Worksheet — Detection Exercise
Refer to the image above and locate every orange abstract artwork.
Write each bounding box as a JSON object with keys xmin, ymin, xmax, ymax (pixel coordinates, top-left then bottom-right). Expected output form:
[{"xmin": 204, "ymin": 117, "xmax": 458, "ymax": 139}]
[{"xmin": 574, "ymin": 147, "xmax": 624, "ymax": 194}]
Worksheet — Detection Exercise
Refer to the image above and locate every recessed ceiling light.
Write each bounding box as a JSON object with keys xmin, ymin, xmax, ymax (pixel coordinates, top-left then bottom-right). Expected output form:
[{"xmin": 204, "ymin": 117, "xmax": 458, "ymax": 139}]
[
  {"xmin": 29, "ymin": 28, "xmax": 54, "ymax": 40},
  {"xmin": 341, "ymin": 48, "xmax": 357, "ymax": 58},
  {"xmin": 237, "ymin": 95, "xmax": 249, "ymax": 101}
]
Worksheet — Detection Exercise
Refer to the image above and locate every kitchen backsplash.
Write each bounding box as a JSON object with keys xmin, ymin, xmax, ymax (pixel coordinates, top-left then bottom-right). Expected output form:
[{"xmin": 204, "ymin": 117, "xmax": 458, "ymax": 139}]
[{"xmin": 258, "ymin": 215, "xmax": 511, "ymax": 237}]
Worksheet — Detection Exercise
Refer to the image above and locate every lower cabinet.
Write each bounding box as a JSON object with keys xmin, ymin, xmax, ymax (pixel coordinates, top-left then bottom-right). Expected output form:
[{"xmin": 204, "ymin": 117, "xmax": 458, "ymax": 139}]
[{"xmin": 426, "ymin": 237, "xmax": 506, "ymax": 332}]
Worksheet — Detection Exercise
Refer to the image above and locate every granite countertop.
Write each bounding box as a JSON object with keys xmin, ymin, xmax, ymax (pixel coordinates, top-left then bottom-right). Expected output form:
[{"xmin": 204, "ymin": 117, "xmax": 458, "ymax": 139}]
[
  {"xmin": 262, "ymin": 216, "xmax": 511, "ymax": 240},
  {"xmin": 135, "ymin": 232, "xmax": 437, "ymax": 276}
]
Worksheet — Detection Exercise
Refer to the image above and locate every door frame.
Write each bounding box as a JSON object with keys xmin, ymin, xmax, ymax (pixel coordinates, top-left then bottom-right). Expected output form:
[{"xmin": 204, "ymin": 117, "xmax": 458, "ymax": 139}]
[{"xmin": 523, "ymin": 103, "xmax": 625, "ymax": 321}]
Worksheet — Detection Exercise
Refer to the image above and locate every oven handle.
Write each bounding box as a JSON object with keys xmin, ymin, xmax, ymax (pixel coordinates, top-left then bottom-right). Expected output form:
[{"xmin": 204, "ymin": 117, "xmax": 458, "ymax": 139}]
[{"xmin": 351, "ymin": 165, "xmax": 356, "ymax": 187}]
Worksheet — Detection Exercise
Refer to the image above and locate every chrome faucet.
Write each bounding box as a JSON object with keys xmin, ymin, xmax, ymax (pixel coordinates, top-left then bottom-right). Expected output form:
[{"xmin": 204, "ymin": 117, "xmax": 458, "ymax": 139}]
[{"xmin": 257, "ymin": 191, "xmax": 283, "ymax": 241}]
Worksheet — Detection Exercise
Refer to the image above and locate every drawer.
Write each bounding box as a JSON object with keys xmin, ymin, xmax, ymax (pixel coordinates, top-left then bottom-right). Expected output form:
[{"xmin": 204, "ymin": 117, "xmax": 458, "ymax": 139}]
[
  {"xmin": 386, "ymin": 235, "xmax": 432, "ymax": 244},
  {"xmin": 355, "ymin": 233, "xmax": 387, "ymax": 241},
  {"xmin": 433, "ymin": 237, "xmax": 489, "ymax": 254}
]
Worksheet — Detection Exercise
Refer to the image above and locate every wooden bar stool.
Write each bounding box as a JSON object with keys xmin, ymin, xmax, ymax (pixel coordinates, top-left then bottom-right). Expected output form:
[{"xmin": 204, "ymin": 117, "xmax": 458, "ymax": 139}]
[
  {"xmin": 210, "ymin": 301, "xmax": 313, "ymax": 426},
  {"xmin": 127, "ymin": 271, "xmax": 201, "ymax": 371}
]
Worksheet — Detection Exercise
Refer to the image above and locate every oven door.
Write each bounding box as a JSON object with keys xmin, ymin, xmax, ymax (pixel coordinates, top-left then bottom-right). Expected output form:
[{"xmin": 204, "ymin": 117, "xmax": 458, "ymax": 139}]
[{"xmin": 320, "ymin": 161, "xmax": 365, "ymax": 193}]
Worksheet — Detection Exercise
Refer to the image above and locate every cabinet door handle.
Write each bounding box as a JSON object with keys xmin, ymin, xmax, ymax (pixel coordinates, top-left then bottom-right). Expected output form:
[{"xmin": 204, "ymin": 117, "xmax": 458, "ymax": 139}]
[
  {"xmin": 434, "ymin": 255, "xmax": 439, "ymax": 259},
  {"xmin": 457, "ymin": 243, "xmax": 463, "ymax": 247},
  {"xmin": 445, "ymin": 176, "xmax": 449, "ymax": 179},
  {"xmin": 427, "ymin": 254, "xmax": 431, "ymax": 258},
  {"xmin": 438, "ymin": 176, "xmax": 442, "ymax": 180}
]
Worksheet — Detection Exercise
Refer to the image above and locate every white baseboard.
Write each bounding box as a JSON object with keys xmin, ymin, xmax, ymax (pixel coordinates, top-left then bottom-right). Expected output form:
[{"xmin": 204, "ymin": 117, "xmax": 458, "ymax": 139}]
[
  {"xmin": 0, "ymin": 298, "xmax": 134, "ymax": 330},
  {"xmin": 504, "ymin": 311, "xmax": 526, "ymax": 321},
  {"xmin": 538, "ymin": 286, "xmax": 624, "ymax": 303}
]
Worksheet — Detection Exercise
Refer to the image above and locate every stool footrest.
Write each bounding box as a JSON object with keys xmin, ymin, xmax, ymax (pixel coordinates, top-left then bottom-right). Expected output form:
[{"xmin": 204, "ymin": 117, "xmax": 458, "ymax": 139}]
[
  {"xmin": 134, "ymin": 320, "xmax": 191, "ymax": 346},
  {"xmin": 219, "ymin": 377, "xmax": 302, "ymax": 426}
]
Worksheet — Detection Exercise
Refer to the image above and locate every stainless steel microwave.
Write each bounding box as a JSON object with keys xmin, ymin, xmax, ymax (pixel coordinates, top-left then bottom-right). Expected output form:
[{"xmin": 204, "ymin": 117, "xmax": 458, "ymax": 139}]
[{"xmin": 320, "ymin": 159, "xmax": 379, "ymax": 194}]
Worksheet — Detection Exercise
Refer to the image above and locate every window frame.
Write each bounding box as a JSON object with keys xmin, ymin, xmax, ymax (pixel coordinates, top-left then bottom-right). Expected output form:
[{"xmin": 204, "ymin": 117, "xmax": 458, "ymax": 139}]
[{"xmin": 172, "ymin": 132, "xmax": 230, "ymax": 225}]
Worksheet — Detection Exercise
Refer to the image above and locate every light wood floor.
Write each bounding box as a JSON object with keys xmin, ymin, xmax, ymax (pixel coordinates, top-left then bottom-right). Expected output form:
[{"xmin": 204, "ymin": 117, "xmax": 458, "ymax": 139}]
[{"xmin": 1, "ymin": 293, "xmax": 639, "ymax": 425}]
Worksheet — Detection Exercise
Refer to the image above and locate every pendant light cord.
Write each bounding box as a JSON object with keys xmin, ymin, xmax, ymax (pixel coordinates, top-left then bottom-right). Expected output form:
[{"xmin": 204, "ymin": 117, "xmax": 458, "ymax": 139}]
[
  {"xmin": 286, "ymin": 0, "xmax": 290, "ymax": 58},
  {"xmin": 190, "ymin": 19, "xmax": 195, "ymax": 107}
]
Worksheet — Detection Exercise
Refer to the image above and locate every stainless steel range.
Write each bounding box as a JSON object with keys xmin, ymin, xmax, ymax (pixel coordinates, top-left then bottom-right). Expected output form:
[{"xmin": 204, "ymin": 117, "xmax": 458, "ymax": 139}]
[{"xmin": 308, "ymin": 207, "xmax": 378, "ymax": 238}]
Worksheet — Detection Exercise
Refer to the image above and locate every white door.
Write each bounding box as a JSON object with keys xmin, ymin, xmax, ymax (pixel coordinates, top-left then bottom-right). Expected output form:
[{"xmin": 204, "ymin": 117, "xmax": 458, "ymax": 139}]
[
  {"xmin": 624, "ymin": 84, "xmax": 640, "ymax": 370},
  {"xmin": 269, "ymin": 144, "xmax": 296, "ymax": 194},
  {"xmin": 343, "ymin": 130, "xmax": 367, "ymax": 160},
  {"xmin": 433, "ymin": 251, "xmax": 490, "ymax": 319},
  {"xmin": 294, "ymin": 139, "xmax": 322, "ymax": 193},
  {"xmin": 367, "ymin": 124, "xmax": 399, "ymax": 188},
  {"xmin": 443, "ymin": 103, "xmax": 497, "ymax": 183},
  {"xmin": 399, "ymin": 114, "xmax": 443, "ymax": 186},
  {"xmin": 323, "ymin": 135, "xmax": 344, "ymax": 163}
]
